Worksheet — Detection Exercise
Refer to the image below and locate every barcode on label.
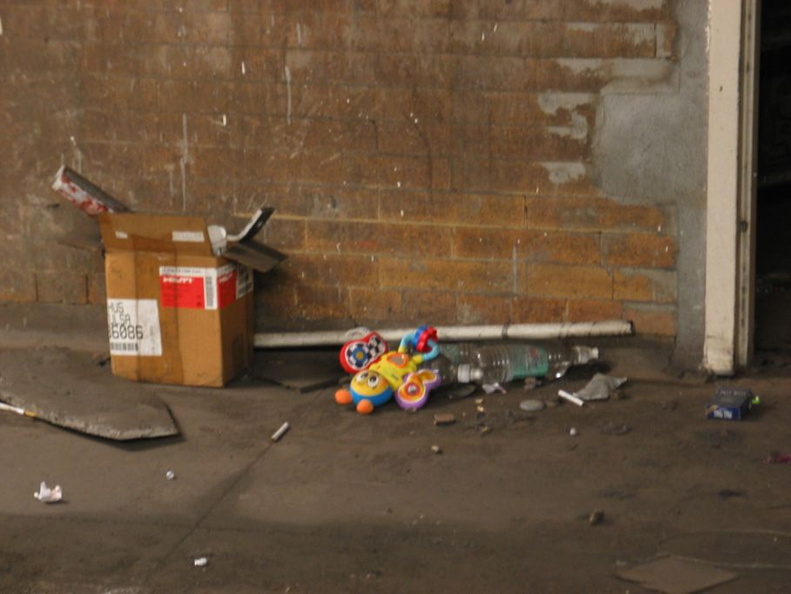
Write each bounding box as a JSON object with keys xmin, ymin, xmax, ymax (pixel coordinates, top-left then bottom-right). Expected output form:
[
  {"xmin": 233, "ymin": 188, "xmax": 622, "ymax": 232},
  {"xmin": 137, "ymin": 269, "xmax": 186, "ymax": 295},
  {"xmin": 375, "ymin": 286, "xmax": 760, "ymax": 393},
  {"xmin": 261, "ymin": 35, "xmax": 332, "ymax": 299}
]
[
  {"xmin": 204, "ymin": 272, "xmax": 216, "ymax": 310},
  {"xmin": 110, "ymin": 341, "xmax": 139, "ymax": 352},
  {"xmin": 237, "ymin": 266, "xmax": 253, "ymax": 297}
]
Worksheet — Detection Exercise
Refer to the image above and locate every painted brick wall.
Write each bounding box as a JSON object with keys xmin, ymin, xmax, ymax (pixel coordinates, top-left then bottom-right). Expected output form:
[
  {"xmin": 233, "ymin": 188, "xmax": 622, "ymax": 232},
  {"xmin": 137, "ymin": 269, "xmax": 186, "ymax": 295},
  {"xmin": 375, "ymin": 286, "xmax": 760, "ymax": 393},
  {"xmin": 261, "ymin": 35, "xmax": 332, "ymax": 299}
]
[{"xmin": 0, "ymin": 0, "xmax": 679, "ymax": 336}]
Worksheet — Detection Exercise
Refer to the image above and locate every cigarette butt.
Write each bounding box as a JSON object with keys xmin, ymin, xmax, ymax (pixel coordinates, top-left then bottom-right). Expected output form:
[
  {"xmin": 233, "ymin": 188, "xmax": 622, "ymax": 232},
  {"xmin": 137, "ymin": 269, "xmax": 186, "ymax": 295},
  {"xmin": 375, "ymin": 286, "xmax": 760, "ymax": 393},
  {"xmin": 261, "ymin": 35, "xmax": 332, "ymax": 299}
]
[
  {"xmin": 270, "ymin": 422, "xmax": 290, "ymax": 442},
  {"xmin": 558, "ymin": 390, "xmax": 584, "ymax": 407},
  {"xmin": 0, "ymin": 402, "xmax": 35, "ymax": 418}
]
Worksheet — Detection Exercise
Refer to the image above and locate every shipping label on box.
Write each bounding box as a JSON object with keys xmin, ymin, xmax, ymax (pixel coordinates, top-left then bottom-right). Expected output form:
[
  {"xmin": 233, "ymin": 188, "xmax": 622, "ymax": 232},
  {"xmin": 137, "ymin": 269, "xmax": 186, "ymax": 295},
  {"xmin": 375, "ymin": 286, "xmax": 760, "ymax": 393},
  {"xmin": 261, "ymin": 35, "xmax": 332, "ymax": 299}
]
[
  {"xmin": 159, "ymin": 264, "xmax": 252, "ymax": 310},
  {"xmin": 107, "ymin": 299, "xmax": 163, "ymax": 356}
]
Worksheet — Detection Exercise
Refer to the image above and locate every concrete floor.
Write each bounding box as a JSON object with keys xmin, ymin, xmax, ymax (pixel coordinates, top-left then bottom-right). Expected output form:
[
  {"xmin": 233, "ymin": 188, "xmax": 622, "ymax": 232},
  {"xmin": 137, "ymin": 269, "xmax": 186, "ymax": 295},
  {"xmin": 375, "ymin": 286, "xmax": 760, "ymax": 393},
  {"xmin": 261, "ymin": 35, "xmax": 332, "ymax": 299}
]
[{"xmin": 1, "ymin": 303, "xmax": 791, "ymax": 593}]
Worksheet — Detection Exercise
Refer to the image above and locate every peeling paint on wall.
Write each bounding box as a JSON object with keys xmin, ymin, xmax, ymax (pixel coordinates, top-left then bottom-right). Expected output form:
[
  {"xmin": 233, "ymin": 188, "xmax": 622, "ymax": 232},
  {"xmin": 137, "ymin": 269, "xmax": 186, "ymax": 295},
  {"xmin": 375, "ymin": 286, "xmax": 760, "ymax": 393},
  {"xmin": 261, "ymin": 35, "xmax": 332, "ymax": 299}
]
[
  {"xmin": 567, "ymin": 23, "xmax": 597, "ymax": 34},
  {"xmin": 584, "ymin": 0, "xmax": 664, "ymax": 9},
  {"xmin": 541, "ymin": 162, "xmax": 587, "ymax": 185},
  {"xmin": 538, "ymin": 93, "xmax": 593, "ymax": 114},
  {"xmin": 179, "ymin": 114, "xmax": 189, "ymax": 212},
  {"xmin": 284, "ymin": 66, "xmax": 292, "ymax": 125},
  {"xmin": 69, "ymin": 136, "xmax": 83, "ymax": 173}
]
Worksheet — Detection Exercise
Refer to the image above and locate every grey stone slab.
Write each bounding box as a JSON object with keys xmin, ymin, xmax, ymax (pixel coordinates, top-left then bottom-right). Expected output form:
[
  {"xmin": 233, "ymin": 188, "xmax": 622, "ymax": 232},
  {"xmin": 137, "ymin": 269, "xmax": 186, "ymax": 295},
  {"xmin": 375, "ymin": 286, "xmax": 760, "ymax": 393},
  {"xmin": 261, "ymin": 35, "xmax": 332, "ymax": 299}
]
[
  {"xmin": 251, "ymin": 348, "xmax": 344, "ymax": 392},
  {"xmin": 0, "ymin": 347, "xmax": 178, "ymax": 440}
]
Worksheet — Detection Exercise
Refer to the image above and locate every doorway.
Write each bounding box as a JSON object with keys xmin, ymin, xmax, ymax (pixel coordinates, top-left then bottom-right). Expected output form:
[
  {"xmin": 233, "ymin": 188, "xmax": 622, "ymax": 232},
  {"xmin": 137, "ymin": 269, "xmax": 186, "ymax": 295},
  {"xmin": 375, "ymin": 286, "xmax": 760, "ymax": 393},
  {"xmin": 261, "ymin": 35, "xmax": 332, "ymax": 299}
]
[{"xmin": 755, "ymin": 0, "xmax": 791, "ymax": 353}]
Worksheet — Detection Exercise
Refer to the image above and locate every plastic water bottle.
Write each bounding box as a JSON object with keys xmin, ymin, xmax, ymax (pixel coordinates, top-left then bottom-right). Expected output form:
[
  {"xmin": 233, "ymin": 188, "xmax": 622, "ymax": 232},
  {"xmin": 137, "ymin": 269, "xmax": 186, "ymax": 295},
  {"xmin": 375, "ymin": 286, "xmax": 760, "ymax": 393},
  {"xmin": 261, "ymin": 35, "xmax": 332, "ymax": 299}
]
[
  {"xmin": 437, "ymin": 342, "xmax": 476, "ymax": 366},
  {"xmin": 434, "ymin": 342, "xmax": 598, "ymax": 385},
  {"xmin": 423, "ymin": 353, "xmax": 467, "ymax": 385}
]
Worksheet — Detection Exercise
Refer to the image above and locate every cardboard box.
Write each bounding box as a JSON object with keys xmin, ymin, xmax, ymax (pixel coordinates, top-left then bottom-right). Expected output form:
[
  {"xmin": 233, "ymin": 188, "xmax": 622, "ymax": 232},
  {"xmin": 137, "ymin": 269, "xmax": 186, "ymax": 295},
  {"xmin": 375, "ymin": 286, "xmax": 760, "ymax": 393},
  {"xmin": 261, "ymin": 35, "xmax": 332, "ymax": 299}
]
[{"xmin": 98, "ymin": 211, "xmax": 285, "ymax": 387}]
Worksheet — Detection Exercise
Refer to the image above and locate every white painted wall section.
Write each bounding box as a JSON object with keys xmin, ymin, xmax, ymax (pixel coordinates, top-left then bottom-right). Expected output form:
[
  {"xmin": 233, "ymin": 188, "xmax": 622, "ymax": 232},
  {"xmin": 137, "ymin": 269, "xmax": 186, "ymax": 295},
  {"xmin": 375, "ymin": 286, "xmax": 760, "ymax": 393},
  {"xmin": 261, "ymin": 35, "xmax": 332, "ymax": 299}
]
[{"xmin": 704, "ymin": 0, "xmax": 742, "ymax": 375}]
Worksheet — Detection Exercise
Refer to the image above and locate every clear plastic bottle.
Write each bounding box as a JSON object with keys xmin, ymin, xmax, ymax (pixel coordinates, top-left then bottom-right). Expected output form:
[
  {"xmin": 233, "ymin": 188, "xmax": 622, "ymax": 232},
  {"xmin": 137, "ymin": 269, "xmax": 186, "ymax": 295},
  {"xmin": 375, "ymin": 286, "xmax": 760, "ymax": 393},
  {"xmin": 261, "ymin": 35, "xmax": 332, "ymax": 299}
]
[
  {"xmin": 437, "ymin": 342, "xmax": 476, "ymax": 366},
  {"xmin": 433, "ymin": 342, "xmax": 598, "ymax": 385},
  {"xmin": 423, "ymin": 353, "xmax": 466, "ymax": 385}
]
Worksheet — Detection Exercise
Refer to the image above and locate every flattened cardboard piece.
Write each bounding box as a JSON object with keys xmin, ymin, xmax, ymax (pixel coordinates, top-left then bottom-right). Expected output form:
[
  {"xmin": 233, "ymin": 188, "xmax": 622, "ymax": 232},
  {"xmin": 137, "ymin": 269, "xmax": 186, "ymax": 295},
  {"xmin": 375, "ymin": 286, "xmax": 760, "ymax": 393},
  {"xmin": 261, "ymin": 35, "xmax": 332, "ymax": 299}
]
[
  {"xmin": 616, "ymin": 556, "xmax": 737, "ymax": 594},
  {"xmin": 223, "ymin": 240, "xmax": 286, "ymax": 274},
  {"xmin": 0, "ymin": 347, "xmax": 178, "ymax": 440},
  {"xmin": 251, "ymin": 349, "xmax": 344, "ymax": 392},
  {"xmin": 228, "ymin": 207, "xmax": 274, "ymax": 242}
]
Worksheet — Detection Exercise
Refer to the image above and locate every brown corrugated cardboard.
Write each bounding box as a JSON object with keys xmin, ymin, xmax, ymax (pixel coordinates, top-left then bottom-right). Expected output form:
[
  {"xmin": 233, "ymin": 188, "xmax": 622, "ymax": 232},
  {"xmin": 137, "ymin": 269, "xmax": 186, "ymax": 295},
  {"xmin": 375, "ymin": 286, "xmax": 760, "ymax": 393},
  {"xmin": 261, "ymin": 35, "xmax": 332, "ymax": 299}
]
[{"xmin": 98, "ymin": 211, "xmax": 285, "ymax": 387}]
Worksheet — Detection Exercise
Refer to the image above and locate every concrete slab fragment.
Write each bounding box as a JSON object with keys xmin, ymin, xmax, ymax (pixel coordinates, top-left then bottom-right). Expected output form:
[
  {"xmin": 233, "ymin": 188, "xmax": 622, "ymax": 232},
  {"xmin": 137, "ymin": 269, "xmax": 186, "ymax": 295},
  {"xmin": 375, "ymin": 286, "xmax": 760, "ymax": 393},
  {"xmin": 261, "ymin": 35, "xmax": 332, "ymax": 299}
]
[
  {"xmin": 617, "ymin": 556, "xmax": 737, "ymax": 594},
  {"xmin": 0, "ymin": 347, "xmax": 178, "ymax": 440},
  {"xmin": 251, "ymin": 348, "xmax": 344, "ymax": 392}
]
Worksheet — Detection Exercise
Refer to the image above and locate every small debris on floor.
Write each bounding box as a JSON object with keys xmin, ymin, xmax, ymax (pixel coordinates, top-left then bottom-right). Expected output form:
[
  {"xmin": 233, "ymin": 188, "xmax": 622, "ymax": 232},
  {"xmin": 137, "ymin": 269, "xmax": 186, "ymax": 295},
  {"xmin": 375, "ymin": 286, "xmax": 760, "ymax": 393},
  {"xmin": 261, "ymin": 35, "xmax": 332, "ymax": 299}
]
[
  {"xmin": 482, "ymin": 382, "xmax": 506, "ymax": 394},
  {"xmin": 558, "ymin": 390, "xmax": 584, "ymax": 407},
  {"xmin": 598, "ymin": 421, "xmax": 632, "ymax": 435},
  {"xmin": 193, "ymin": 557, "xmax": 209, "ymax": 568},
  {"xmin": 433, "ymin": 412, "xmax": 456, "ymax": 426},
  {"xmin": 33, "ymin": 481, "xmax": 62, "ymax": 504},
  {"xmin": 431, "ymin": 444, "xmax": 442, "ymax": 454},
  {"xmin": 705, "ymin": 386, "xmax": 758, "ymax": 421},
  {"xmin": 588, "ymin": 510, "xmax": 605, "ymax": 526},
  {"xmin": 716, "ymin": 489, "xmax": 746, "ymax": 500},
  {"xmin": 165, "ymin": 470, "xmax": 176, "ymax": 480},
  {"xmin": 270, "ymin": 421, "xmax": 290, "ymax": 442},
  {"xmin": 569, "ymin": 427, "xmax": 578, "ymax": 436},
  {"xmin": 519, "ymin": 399, "xmax": 544, "ymax": 412},
  {"xmin": 612, "ymin": 389, "xmax": 629, "ymax": 400},
  {"xmin": 462, "ymin": 410, "xmax": 534, "ymax": 432},
  {"xmin": 574, "ymin": 373, "xmax": 628, "ymax": 402},
  {"xmin": 543, "ymin": 394, "xmax": 562, "ymax": 408}
]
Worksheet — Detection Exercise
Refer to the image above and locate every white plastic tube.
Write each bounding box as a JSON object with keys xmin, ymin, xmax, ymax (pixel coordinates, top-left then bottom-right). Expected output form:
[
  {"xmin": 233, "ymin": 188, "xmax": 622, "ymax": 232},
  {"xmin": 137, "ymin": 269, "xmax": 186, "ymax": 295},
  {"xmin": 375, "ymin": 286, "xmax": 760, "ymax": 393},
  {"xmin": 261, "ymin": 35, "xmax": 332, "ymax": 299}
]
[
  {"xmin": 253, "ymin": 320, "xmax": 634, "ymax": 349},
  {"xmin": 558, "ymin": 390, "xmax": 585, "ymax": 407},
  {"xmin": 0, "ymin": 402, "xmax": 25, "ymax": 415}
]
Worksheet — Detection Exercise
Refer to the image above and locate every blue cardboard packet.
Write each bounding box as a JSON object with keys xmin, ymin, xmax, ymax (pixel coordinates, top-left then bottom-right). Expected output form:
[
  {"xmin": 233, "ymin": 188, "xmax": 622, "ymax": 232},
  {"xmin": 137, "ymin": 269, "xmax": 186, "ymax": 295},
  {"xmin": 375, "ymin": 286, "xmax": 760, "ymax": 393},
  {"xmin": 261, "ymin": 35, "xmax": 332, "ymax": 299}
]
[{"xmin": 705, "ymin": 387, "xmax": 759, "ymax": 421}]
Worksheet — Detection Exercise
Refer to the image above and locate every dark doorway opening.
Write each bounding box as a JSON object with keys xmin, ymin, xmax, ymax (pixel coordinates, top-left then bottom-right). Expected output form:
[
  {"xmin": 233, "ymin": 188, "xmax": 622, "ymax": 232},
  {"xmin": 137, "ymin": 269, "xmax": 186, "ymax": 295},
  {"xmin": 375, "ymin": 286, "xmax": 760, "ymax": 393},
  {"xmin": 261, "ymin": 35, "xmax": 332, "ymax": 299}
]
[{"xmin": 755, "ymin": 0, "xmax": 791, "ymax": 352}]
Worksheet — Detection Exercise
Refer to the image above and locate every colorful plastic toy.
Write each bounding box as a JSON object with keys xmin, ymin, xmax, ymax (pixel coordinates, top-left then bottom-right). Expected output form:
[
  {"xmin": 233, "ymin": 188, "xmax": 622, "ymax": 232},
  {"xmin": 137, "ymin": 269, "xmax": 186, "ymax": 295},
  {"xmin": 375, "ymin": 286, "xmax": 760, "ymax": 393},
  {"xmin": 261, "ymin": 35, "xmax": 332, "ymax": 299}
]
[
  {"xmin": 394, "ymin": 368, "xmax": 442, "ymax": 411},
  {"xmin": 398, "ymin": 325, "xmax": 440, "ymax": 359},
  {"xmin": 339, "ymin": 330, "xmax": 388, "ymax": 374},
  {"xmin": 335, "ymin": 326, "xmax": 442, "ymax": 414}
]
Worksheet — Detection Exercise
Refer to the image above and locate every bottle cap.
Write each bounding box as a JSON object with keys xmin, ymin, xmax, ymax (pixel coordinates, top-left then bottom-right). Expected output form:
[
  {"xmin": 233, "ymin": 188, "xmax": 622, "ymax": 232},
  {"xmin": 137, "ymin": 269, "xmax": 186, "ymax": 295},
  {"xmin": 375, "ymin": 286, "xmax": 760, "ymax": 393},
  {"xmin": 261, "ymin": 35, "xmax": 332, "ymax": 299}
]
[{"xmin": 573, "ymin": 345, "xmax": 599, "ymax": 364}]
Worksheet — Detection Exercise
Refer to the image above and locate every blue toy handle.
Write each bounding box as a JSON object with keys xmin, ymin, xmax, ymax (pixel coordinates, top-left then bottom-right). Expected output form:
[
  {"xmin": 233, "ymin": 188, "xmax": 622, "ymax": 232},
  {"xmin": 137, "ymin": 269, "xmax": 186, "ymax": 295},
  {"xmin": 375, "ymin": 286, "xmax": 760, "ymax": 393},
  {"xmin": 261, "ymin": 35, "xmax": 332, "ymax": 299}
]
[
  {"xmin": 399, "ymin": 325, "xmax": 440, "ymax": 361},
  {"xmin": 421, "ymin": 339, "xmax": 440, "ymax": 360}
]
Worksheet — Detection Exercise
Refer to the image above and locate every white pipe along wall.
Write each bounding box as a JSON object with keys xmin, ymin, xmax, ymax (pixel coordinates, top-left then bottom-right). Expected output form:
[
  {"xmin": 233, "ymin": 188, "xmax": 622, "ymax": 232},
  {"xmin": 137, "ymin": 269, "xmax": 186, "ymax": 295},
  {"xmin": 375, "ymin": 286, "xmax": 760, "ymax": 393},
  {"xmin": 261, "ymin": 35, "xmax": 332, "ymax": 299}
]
[{"xmin": 253, "ymin": 320, "xmax": 635, "ymax": 348}]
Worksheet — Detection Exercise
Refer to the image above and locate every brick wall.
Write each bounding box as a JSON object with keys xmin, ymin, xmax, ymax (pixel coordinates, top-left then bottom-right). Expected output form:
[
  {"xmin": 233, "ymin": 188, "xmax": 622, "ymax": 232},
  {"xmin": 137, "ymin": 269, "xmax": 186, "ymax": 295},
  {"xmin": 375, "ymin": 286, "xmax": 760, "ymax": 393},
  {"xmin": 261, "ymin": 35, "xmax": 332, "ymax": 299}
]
[{"xmin": 0, "ymin": 0, "xmax": 679, "ymax": 336}]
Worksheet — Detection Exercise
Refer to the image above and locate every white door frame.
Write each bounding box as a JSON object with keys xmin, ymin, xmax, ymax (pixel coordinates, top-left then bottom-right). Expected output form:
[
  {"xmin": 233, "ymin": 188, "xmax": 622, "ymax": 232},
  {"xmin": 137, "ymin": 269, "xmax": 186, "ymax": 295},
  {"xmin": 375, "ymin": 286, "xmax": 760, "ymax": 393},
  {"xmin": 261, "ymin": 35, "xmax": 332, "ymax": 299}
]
[{"xmin": 704, "ymin": 0, "xmax": 759, "ymax": 375}]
